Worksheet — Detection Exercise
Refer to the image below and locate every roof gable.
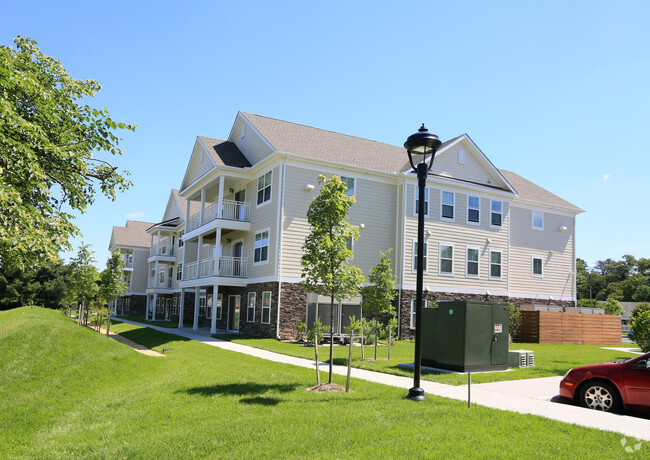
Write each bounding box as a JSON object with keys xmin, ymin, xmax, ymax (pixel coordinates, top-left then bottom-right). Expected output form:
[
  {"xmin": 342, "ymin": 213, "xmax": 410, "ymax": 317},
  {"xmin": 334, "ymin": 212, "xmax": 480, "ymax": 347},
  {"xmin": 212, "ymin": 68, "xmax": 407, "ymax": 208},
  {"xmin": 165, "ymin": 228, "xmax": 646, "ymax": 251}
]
[
  {"xmin": 499, "ymin": 170, "xmax": 584, "ymax": 213},
  {"xmin": 108, "ymin": 220, "xmax": 156, "ymax": 250}
]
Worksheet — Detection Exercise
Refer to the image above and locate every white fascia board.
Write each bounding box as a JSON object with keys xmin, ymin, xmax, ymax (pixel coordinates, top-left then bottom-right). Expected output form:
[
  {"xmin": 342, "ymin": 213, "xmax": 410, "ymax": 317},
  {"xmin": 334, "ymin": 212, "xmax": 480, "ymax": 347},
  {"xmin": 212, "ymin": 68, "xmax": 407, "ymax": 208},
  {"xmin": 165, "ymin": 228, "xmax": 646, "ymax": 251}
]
[
  {"xmin": 109, "ymin": 244, "xmax": 150, "ymax": 251},
  {"xmin": 508, "ymin": 292, "xmax": 576, "ymax": 302},
  {"xmin": 510, "ymin": 199, "xmax": 585, "ymax": 216},
  {"xmin": 401, "ymin": 171, "xmax": 516, "ymax": 199},
  {"xmin": 230, "ymin": 112, "xmax": 277, "ymax": 151},
  {"xmin": 179, "ymin": 164, "xmax": 251, "ymax": 198},
  {"xmin": 196, "ymin": 137, "xmax": 218, "ymax": 168},
  {"xmin": 398, "ymin": 284, "xmax": 510, "ymax": 297}
]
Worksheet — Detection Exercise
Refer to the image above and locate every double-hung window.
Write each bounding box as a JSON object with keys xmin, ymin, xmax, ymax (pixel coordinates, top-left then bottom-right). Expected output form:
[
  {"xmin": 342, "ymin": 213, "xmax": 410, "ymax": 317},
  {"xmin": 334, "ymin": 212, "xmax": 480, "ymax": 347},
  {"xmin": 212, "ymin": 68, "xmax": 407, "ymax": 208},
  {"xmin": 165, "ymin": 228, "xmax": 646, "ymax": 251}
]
[
  {"xmin": 198, "ymin": 295, "xmax": 206, "ymax": 316},
  {"xmin": 466, "ymin": 247, "xmax": 479, "ymax": 278},
  {"xmin": 412, "ymin": 240, "xmax": 428, "ymax": 273},
  {"xmin": 532, "ymin": 210, "xmax": 544, "ymax": 230},
  {"xmin": 467, "ymin": 196, "xmax": 480, "ymax": 224},
  {"xmin": 532, "ymin": 257, "xmax": 543, "ymax": 277},
  {"xmin": 410, "ymin": 299, "xmax": 429, "ymax": 329},
  {"xmin": 341, "ymin": 176, "xmax": 355, "ymax": 198},
  {"xmin": 415, "ymin": 186, "xmax": 429, "ymax": 216},
  {"xmin": 257, "ymin": 171, "xmax": 272, "ymax": 205},
  {"xmin": 439, "ymin": 244, "xmax": 454, "ymax": 276},
  {"xmin": 490, "ymin": 250, "xmax": 502, "ymax": 279},
  {"xmin": 491, "ymin": 200, "xmax": 503, "ymax": 227},
  {"xmin": 176, "ymin": 263, "xmax": 183, "ymax": 280},
  {"xmin": 179, "ymin": 230, "xmax": 184, "ymax": 247},
  {"xmin": 254, "ymin": 229, "xmax": 269, "ymax": 264},
  {"xmin": 441, "ymin": 191, "xmax": 455, "ymax": 220},
  {"xmin": 216, "ymin": 294, "xmax": 223, "ymax": 320},
  {"xmin": 261, "ymin": 291, "xmax": 272, "ymax": 324},
  {"xmin": 247, "ymin": 292, "xmax": 256, "ymax": 322}
]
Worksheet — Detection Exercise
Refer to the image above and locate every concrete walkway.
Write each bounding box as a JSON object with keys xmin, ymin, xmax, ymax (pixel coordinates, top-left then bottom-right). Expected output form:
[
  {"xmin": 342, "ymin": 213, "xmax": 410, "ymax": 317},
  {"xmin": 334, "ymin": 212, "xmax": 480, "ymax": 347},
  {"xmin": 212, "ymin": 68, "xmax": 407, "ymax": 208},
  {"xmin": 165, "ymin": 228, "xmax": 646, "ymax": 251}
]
[{"xmin": 115, "ymin": 318, "xmax": 650, "ymax": 442}]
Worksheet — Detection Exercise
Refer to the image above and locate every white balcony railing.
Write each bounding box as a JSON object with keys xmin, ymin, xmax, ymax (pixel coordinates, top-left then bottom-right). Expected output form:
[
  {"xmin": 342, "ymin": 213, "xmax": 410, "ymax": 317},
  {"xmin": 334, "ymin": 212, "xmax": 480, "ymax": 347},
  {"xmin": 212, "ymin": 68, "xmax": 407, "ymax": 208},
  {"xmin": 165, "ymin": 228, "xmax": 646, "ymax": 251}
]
[
  {"xmin": 186, "ymin": 200, "xmax": 251, "ymax": 232},
  {"xmin": 150, "ymin": 244, "xmax": 175, "ymax": 257},
  {"xmin": 182, "ymin": 256, "xmax": 247, "ymax": 280}
]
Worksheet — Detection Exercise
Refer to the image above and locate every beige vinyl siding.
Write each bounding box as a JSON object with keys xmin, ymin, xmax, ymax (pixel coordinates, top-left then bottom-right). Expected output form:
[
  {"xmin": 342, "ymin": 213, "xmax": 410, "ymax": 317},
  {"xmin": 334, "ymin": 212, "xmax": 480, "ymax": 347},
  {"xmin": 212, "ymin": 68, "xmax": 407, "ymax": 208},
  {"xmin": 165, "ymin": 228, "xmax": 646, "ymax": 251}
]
[
  {"xmin": 402, "ymin": 181, "xmax": 510, "ymax": 292},
  {"xmin": 509, "ymin": 206, "xmax": 575, "ymax": 298},
  {"xmin": 432, "ymin": 144, "xmax": 502, "ymax": 186},
  {"xmin": 280, "ymin": 166, "xmax": 398, "ymax": 278},
  {"xmin": 131, "ymin": 248, "xmax": 150, "ymax": 293},
  {"xmin": 185, "ymin": 141, "xmax": 216, "ymax": 187},
  {"xmin": 232, "ymin": 117, "xmax": 274, "ymax": 166}
]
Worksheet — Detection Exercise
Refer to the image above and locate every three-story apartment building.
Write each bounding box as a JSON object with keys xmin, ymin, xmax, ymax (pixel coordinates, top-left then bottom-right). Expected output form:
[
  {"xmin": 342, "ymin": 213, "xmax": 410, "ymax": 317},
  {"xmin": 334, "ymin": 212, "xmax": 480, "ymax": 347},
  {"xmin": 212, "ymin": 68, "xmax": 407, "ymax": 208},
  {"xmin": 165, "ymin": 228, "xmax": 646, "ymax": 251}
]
[{"xmin": 113, "ymin": 111, "xmax": 583, "ymax": 339}]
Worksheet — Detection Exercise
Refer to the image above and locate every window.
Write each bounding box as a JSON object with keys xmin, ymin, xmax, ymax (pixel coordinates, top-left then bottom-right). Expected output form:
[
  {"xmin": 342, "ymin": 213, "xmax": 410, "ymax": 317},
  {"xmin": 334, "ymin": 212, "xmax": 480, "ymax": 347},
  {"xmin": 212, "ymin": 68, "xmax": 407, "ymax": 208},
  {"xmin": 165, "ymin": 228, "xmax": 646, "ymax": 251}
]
[
  {"xmin": 341, "ymin": 176, "xmax": 355, "ymax": 198},
  {"xmin": 410, "ymin": 299, "xmax": 428, "ymax": 329},
  {"xmin": 414, "ymin": 186, "xmax": 429, "ymax": 216},
  {"xmin": 490, "ymin": 250, "xmax": 502, "ymax": 279},
  {"xmin": 173, "ymin": 296, "xmax": 178, "ymax": 314},
  {"xmin": 254, "ymin": 229, "xmax": 269, "ymax": 264},
  {"xmin": 257, "ymin": 171, "xmax": 272, "ymax": 205},
  {"xmin": 261, "ymin": 291, "xmax": 271, "ymax": 324},
  {"xmin": 411, "ymin": 240, "xmax": 428, "ymax": 273},
  {"xmin": 466, "ymin": 247, "xmax": 479, "ymax": 278},
  {"xmin": 216, "ymin": 294, "xmax": 223, "ymax": 320},
  {"xmin": 532, "ymin": 210, "xmax": 544, "ymax": 230},
  {"xmin": 179, "ymin": 230, "xmax": 184, "ymax": 247},
  {"xmin": 177, "ymin": 263, "xmax": 183, "ymax": 280},
  {"xmin": 467, "ymin": 196, "xmax": 480, "ymax": 224},
  {"xmin": 198, "ymin": 295, "xmax": 206, "ymax": 316},
  {"xmin": 206, "ymin": 295, "xmax": 212, "ymax": 319},
  {"xmin": 532, "ymin": 257, "xmax": 543, "ymax": 277},
  {"xmin": 439, "ymin": 244, "xmax": 453, "ymax": 275},
  {"xmin": 491, "ymin": 200, "xmax": 503, "ymax": 227},
  {"xmin": 158, "ymin": 266, "xmax": 165, "ymax": 283},
  {"xmin": 247, "ymin": 292, "xmax": 256, "ymax": 322},
  {"xmin": 441, "ymin": 191, "xmax": 454, "ymax": 220}
]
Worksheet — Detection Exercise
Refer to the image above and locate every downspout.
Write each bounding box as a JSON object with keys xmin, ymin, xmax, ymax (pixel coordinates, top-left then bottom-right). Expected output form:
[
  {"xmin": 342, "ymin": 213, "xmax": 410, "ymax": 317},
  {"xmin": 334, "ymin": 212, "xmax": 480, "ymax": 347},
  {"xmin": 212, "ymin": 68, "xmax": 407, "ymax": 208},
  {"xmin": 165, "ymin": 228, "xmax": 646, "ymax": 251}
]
[{"xmin": 275, "ymin": 158, "xmax": 288, "ymax": 339}]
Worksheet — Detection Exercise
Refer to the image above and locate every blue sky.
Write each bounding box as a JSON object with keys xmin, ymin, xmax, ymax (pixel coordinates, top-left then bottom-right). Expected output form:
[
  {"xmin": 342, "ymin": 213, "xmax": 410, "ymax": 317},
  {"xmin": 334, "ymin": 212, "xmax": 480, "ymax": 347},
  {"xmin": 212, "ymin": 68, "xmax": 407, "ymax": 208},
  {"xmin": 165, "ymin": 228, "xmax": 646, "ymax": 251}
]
[{"xmin": 3, "ymin": 0, "xmax": 649, "ymax": 269}]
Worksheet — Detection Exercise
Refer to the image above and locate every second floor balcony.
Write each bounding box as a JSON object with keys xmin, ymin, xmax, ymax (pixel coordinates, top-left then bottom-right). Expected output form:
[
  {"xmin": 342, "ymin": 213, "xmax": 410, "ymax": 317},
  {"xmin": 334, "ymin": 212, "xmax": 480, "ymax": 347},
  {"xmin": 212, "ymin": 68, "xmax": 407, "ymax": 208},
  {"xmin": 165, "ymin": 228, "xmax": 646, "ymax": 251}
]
[
  {"xmin": 183, "ymin": 256, "xmax": 248, "ymax": 281},
  {"xmin": 149, "ymin": 243, "xmax": 175, "ymax": 258},
  {"xmin": 186, "ymin": 200, "xmax": 251, "ymax": 234}
]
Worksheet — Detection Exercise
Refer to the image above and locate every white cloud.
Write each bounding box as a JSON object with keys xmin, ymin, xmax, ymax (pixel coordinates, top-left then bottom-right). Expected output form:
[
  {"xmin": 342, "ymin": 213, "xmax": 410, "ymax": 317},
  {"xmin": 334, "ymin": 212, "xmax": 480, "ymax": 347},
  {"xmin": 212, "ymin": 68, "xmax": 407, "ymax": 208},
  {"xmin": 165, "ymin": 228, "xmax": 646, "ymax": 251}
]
[
  {"xmin": 602, "ymin": 173, "xmax": 611, "ymax": 182},
  {"xmin": 125, "ymin": 211, "xmax": 145, "ymax": 219}
]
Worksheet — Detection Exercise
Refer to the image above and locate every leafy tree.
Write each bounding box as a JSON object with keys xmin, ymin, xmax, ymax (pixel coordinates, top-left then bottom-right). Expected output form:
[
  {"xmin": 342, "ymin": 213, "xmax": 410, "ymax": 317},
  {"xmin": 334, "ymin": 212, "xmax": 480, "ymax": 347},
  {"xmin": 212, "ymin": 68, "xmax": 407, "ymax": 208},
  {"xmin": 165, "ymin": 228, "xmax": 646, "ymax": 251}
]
[
  {"xmin": 362, "ymin": 249, "xmax": 397, "ymax": 360},
  {"xmin": 301, "ymin": 175, "xmax": 364, "ymax": 384},
  {"xmin": 631, "ymin": 302, "xmax": 650, "ymax": 320},
  {"xmin": 344, "ymin": 316, "xmax": 361, "ymax": 392},
  {"xmin": 69, "ymin": 244, "xmax": 99, "ymax": 326},
  {"xmin": 603, "ymin": 298, "xmax": 624, "ymax": 316},
  {"xmin": 99, "ymin": 252, "xmax": 128, "ymax": 336},
  {"xmin": 0, "ymin": 36, "xmax": 135, "ymax": 270},
  {"xmin": 630, "ymin": 310, "xmax": 650, "ymax": 352}
]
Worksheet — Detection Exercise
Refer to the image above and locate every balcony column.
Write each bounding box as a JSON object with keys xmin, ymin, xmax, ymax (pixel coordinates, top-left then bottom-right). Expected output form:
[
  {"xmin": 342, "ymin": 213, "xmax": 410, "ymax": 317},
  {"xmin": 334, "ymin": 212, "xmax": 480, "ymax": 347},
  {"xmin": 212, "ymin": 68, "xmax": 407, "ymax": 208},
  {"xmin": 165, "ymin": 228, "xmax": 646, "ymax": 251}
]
[
  {"xmin": 178, "ymin": 289, "xmax": 185, "ymax": 328},
  {"xmin": 196, "ymin": 234, "xmax": 203, "ymax": 277},
  {"xmin": 150, "ymin": 234, "xmax": 154, "ymax": 256},
  {"xmin": 156, "ymin": 230, "xmax": 161, "ymax": 256},
  {"xmin": 154, "ymin": 260, "xmax": 159, "ymax": 288},
  {"xmin": 193, "ymin": 286, "xmax": 200, "ymax": 331},
  {"xmin": 217, "ymin": 177, "xmax": 224, "ymax": 218},
  {"xmin": 210, "ymin": 285, "xmax": 219, "ymax": 334},
  {"xmin": 145, "ymin": 295, "xmax": 149, "ymax": 320},
  {"xmin": 152, "ymin": 293, "xmax": 157, "ymax": 321},
  {"xmin": 214, "ymin": 228, "xmax": 222, "ymax": 276},
  {"xmin": 200, "ymin": 188, "xmax": 205, "ymax": 226}
]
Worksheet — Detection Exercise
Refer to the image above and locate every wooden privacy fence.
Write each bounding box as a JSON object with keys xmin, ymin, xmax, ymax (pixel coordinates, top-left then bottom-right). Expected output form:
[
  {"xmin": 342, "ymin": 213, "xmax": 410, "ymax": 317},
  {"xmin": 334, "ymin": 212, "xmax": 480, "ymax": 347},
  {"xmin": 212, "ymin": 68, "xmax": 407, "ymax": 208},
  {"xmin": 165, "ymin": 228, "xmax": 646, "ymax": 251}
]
[{"xmin": 515, "ymin": 311, "xmax": 621, "ymax": 344}]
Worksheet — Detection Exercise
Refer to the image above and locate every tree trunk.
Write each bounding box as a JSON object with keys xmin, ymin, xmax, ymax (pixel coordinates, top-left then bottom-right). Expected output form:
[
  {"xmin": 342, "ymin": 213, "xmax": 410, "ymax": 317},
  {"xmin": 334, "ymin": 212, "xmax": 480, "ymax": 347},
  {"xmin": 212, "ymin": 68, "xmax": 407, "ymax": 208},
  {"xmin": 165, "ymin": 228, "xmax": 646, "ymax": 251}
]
[
  {"xmin": 77, "ymin": 303, "xmax": 82, "ymax": 326},
  {"xmin": 346, "ymin": 331, "xmax": 354, "ymax": 392},
  {"xmin": 388, "ymin": 324, "xmax": 392, "ymax": 361},
  {"xmin": 106, "ymin": 314, "xmax": 111, "ymax": 337},
  {"xmin": 374, "ymin": 324, "xmax": 378, "ymax": 360},
  {"xmin": 329, "ymin": 296, "xmax": 334, "ymax": 384},
  {"xmin": 314, "ymin": 337, "xmax": 321, "ymax": 386},
  {"xmin": 360, "ymin": 324, "xmax": 365, "ymax": 360}
]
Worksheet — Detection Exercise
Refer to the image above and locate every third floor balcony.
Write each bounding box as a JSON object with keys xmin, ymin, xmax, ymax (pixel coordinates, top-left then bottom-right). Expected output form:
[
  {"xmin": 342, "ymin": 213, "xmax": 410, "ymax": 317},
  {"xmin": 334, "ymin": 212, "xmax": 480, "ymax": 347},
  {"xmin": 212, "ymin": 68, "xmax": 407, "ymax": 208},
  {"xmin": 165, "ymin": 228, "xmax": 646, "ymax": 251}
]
[{"xmin": 185, "ymin": 199, "xmax": 251, "ymax": 235}]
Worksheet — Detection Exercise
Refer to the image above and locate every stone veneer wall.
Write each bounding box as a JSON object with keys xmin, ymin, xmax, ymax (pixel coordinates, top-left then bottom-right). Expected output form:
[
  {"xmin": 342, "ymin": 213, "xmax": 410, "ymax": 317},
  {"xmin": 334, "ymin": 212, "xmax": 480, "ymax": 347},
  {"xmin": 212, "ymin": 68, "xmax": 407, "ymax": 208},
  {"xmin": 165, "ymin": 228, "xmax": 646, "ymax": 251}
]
[
  {"xmin": 238, "ymin": 282, "xmax": 279, "ymax": 337},
  {"xmin": 278, "ymin": 282, "xmax": 308, "ymax": 340},
  {"xmin": 398, "ymin": 289, "xmax": 575, "ymax": 340},
  {"xmin": 125, "ymin": 294, "xmax": 146, "ymax": 316}
]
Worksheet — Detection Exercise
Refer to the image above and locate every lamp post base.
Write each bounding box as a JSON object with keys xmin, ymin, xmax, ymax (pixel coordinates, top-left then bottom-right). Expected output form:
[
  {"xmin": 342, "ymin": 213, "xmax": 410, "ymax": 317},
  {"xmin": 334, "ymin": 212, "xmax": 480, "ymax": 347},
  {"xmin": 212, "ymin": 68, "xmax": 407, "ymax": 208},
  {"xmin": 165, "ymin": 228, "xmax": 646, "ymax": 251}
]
[{"xmin": 406, "ymin": 387, "xmax": 427, "ymax": 401}]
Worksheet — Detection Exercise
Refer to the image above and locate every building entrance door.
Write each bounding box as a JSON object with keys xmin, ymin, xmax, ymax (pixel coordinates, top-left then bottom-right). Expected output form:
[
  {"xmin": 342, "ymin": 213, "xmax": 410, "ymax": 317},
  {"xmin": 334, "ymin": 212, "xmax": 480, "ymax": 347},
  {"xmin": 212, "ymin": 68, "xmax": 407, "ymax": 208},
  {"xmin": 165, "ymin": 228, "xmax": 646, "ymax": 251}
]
[{"xmin": 228, "ymin": 295, "xmax": 240, "ymax": 332}]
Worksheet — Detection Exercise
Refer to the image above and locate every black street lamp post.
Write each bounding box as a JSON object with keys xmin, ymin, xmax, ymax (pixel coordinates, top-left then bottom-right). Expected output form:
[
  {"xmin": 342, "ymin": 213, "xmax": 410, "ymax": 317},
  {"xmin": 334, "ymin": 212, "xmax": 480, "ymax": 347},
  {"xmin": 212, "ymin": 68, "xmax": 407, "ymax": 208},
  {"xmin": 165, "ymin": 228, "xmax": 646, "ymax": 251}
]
[{"xmin": 404, "ymin": 124, "xmax": 442, "ymax": 401}]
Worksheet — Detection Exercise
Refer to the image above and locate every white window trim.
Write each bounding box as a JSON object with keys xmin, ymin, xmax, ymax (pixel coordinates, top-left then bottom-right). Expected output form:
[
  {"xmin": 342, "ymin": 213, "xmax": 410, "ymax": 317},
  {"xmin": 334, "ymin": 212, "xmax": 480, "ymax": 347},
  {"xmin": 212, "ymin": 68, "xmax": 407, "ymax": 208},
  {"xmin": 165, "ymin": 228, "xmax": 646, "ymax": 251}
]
[
  {"xmin": 256, "ymin": 170, "xmax": 273, "ymax": 209},
  {"xmin": 413, "ymin": 185, "xmax": 430, "ymax": 217},
  {"xmin": 199, "ymin": 294, "xmax": 207, "ymax": 317},
  {"xmin": 440, "ymin": 190, "xmax": 455, "ymax": 222},
  {"xmin": 247, "ymin": 292, "xmax": 256, "ymax": 323},
  {"xmin": 466, "ymin": 195, "xmax": 480, "ymax": 226},
  {"xmin": 341, "ymin": 175, "xmax": 356, "ymax": 198},
  {"xmin": 261, "ymin": 291, "xmax": 272, "ymax": 324},
  {"xmin": 532, "ymin": 256, "xmax": 544, "ymax": 278},
  {"xmin": 490, "ymin": 200, "xmax": 503, "ymax": 228},
  {"xmin": 489, "ymin": 249, "xmax": 503, "ymax": 280},
  {"xmin": 253, "ymin": 227, "xmax": 270, "ymax": 266},
  {"xmin": 466, "ymin": 246, "xmax": 480, "ymax": 279},
  {"xmin": 532, "ymin": 210, "xmax": 544, "ymax": 230},
  {"xmin": 410, "ymin": 298, "xmax": 428, "ymax": 329},
  {"xmin": 216, "ymin": 293, "xmax": 223, "ymax": 320},
  {"xmin": 439, "ymin": 242, "xmax": 454, "ymax": 277},
  {"xmin": 411, "ymin": 239, "xmax": 429, "ymax": 274}
]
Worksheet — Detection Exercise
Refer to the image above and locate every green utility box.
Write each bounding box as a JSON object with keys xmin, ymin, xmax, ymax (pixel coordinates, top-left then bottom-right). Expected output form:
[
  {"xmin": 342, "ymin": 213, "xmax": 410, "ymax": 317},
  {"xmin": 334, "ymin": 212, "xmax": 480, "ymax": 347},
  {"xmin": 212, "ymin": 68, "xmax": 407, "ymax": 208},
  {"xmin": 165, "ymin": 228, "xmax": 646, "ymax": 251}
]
[{"xmin": 421, "ymin": 301, "xmax": 510, "ymax": 372}]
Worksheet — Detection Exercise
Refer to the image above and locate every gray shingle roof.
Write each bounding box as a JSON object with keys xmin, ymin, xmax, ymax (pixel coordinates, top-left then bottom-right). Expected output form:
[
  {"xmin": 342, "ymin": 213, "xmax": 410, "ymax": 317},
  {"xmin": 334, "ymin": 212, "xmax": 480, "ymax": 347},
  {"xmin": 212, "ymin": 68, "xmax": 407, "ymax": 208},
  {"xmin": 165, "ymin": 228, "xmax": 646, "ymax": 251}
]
[
  {"xmin": 110, "ymin": 220, "xmax": 156, "ymax": 249},
  {"xmin": 499, "ymin": 170, "xmax": 584, "ymax": 212},
  {"xmin": 172, "ymin": 189, "xmax": 201, "ymax": 219},
  {"xmin": 197, "ymin": 136, "xmax": 251, "ymax": 168}
]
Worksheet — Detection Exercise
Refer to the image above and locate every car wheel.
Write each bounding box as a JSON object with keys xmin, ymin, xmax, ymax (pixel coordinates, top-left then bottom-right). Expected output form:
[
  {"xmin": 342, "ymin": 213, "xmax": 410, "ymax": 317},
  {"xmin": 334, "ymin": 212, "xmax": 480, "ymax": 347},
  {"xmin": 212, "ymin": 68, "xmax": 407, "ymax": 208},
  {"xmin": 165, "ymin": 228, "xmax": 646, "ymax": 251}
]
[{"xmin": 579, "ymin": 381, "xmax": 620, "ymax": 412}]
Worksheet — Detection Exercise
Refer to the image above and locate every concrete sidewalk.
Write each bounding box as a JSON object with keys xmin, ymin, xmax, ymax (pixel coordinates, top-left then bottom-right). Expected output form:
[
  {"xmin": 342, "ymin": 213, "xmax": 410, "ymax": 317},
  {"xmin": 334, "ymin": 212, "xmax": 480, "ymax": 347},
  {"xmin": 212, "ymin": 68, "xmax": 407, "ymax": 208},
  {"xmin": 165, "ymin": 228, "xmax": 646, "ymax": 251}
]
[{"xmin": 115, "ymin": 318, "xmax": 650, "ymax": 442}]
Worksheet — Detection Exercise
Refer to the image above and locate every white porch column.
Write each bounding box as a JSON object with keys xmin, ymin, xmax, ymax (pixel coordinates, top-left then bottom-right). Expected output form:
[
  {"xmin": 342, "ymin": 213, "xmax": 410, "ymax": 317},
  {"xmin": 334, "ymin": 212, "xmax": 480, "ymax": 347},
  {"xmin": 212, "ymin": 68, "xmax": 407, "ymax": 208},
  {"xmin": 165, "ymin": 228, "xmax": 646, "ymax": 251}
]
[
  {"xmin": 214, "ymin": 228, "xmax": 222, "ymax": 275},
  {"xmin": 217, "ymin": 177, "xmax": 224, "ymax": 218},
  {"xmin": 196, "ymin": 234, "xmax": 203, "ymax": 277},
  {"xmin": 210, "ymin": 285, "xmax": 219, "ymax": 334},
  {"xmin": 150, "ymin": 234, "xmax": 154, "ymax": 256},
  {"xmin": 156, "ymin": 230, "xmax": 161, "ymax": 256},
  {"xmin": 178, "ymin": 289, "xmax": 185, "ymax": 328},
  {"xmin": 154, "ymin": 260, "xmax": 159, "ymax": 288},
  {"xmin": 152, "ymin": 293, "xmax": 158, "ymax": 321},
  {"xmin": 145, "ymin": 295, "xmax": 150, "ymax": 320},
  {"xmin": 200, "ymin": 188, "xmax": 205, "ymax": 226},
  {"xmin": 193, "ymin": 286, "xmax": 200, "ymax": 330}
]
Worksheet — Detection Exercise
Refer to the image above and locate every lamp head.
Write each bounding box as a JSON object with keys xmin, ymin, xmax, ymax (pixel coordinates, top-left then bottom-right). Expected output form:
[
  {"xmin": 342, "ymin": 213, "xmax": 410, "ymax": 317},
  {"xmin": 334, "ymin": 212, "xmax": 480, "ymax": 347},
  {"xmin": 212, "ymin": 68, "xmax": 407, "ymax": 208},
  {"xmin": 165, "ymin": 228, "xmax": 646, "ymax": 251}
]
[{"xmin": 404, "ymin": 124, "xmax": 442, "ymax": 172}]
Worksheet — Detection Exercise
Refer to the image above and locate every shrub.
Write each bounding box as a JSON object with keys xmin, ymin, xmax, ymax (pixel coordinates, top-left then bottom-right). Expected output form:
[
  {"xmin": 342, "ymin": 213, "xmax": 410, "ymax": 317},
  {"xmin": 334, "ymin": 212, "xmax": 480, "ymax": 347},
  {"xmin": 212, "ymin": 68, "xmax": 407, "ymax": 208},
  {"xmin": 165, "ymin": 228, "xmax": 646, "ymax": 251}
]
[
  {"xmin": 631, "ymin": 302, "xmax": 650, "ymax": 319},
  {"xmin": 577, "ymin": 299, "xmax": 599, "ymax": 309},
  {"xmin": 630, "ymin": 310, "xmax": 650, "ymax": 352},
  {"xmin": 603, "ymin": 298, "xmax": 624, "ymax": 316},
  {"xmin": 508, "ymin": 303, "xmax": 521, "ymax": 341}
]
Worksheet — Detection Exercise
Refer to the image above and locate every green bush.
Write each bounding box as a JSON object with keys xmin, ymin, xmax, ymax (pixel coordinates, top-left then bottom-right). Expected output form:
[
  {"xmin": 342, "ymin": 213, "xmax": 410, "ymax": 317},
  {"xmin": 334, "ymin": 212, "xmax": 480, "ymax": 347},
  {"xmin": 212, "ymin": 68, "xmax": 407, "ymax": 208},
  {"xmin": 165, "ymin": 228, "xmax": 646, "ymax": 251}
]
[
  {"xmin": 603, "ymin": 298, "xmax": 624, "ymax": 316},
  {"xmin": 631, "ymin": 301, "xmax": 650, "ymax": 319},
  {"xmin": 630, "ymin": 310, "xmax": 650, "ymax": 352},
  {"xmin": 509, "ymin": 303, "xmax": 521, "ymax": 341},
  {"xmin": 577, "ymin": 299, "xmax": 599, "ymax": 309}
]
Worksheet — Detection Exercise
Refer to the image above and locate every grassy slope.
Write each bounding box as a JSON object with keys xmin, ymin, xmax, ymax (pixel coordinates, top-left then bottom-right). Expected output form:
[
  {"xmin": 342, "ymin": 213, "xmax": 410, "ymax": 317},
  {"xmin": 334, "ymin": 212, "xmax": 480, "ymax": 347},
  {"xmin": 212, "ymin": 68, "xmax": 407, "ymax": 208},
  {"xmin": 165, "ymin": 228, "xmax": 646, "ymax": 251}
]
[{"xmin": 0, "ymin": 307, "xmax": 645, "ymax": 459}]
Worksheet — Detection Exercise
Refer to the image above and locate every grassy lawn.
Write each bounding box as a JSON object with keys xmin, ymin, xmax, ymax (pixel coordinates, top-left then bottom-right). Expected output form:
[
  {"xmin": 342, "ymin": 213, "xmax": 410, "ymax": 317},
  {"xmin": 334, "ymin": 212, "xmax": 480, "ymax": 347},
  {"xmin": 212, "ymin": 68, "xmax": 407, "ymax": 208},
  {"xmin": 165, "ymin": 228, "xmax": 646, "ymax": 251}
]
[
  {"xmin": 1, "ymin": 307, "xmax": 646, "ymax": 458},
  {"xmin": 218, "ymin": 335, "xmax": 639, "ymax": 386}
]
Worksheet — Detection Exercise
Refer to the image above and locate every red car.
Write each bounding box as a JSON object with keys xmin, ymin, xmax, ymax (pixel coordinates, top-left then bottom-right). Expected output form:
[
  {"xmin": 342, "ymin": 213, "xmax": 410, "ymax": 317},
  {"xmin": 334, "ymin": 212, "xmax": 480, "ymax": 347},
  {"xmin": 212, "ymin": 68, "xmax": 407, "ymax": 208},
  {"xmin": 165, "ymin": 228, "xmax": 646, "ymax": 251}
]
[{"xmin": 559, "ymin": 352, "xmax": 650, "ymax": 413}]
